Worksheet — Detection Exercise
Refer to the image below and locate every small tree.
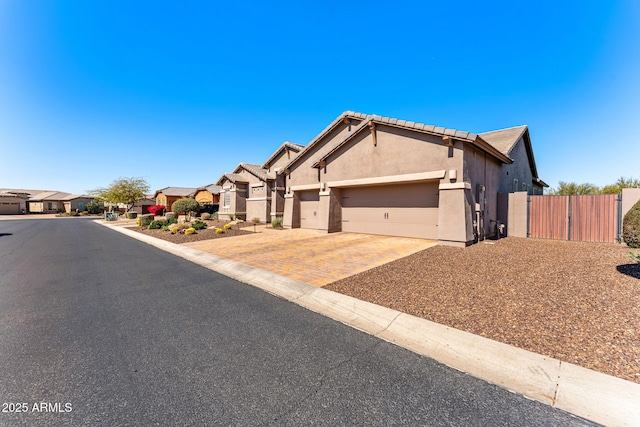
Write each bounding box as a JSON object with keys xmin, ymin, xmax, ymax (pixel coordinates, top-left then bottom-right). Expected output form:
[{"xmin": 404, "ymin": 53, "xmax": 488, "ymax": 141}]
[
  {"xmin": 90, "ymin": 177, "xmax": 150, "ymax": 213},
  {"xmin": 623, "ymin": 200, "xmax": 640, "ymax": 248},
  {"xmin": 171, "ymin": 198, "xmax": 200, "ymax": 222}
]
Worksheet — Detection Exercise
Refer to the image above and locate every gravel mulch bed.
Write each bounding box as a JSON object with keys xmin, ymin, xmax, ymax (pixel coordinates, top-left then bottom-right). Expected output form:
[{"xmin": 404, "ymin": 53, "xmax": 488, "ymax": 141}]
[
  {"xmin": 324, "ymin": 237, "xmax": 640, "ymax": 383},
  {"xmin": 131, "ymin": 220, "xmax": 254, "ymax": 244}
]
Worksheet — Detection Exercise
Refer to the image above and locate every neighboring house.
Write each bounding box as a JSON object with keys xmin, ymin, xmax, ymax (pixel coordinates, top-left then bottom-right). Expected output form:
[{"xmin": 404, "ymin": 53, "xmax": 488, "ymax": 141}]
[
  {"xmin": 216, "ymin": 141, "xmax": 305, "ymax": 222},
  {"xmin": 278, "ymin": 111, "xmax": 547, "ymax": 247},
  {"xmin": 154, "ymin": 187, "xmax": 197, "ymax": 211},
  {"xmin": 109, "ymin": 194, "xmax": 155, "ymax": 214},
  {"xmin": 61, "ymin": 194, "xmax": 96, "ymax": 213},
  {"xmin": 192, "ymin": 184, "xmax": 222, "ymax": 205},
  {"xmin": 27, "ymin": 191, "xmax": 72, "ymax": 213},
  {"xmin": 0, "ymin": 191, "xmax": 29, "ymax": 214}
]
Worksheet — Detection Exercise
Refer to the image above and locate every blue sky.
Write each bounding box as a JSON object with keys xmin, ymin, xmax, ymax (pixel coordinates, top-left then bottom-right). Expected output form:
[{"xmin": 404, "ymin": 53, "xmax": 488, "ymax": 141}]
[{"xmin": 1, "ymin": 1, "xmax": 638, "ymax": 195}]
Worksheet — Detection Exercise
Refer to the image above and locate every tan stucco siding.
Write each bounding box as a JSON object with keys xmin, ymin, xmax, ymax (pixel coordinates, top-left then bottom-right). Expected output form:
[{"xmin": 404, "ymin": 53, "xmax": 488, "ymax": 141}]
[
  {"xmin": 497, "ymin": 137, "xmax": 537, "ymax": 194},
  {"xmin": 194, "ymin": 190, "xmax": 214, "ymax": 204},
  {"xmin": 286, "ymin": 121, "xmax": 362, "ymax": 185},
  {"xmin": 318, "ymin": 125, "xmax": 462, "ymax": 185}
]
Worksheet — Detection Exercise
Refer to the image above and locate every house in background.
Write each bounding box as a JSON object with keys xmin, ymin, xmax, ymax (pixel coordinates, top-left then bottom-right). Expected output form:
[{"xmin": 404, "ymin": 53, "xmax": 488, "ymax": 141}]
[
  {"xmin": 279, "ymin": 111, "xmax": 547, "ymax": 247},
  {"xmin": 0, "ymin": 191, "xmax": 29, "ymax": 214},
  {"xmin": 216, "ymin": 142, "xmax": 305, "ymax": 222},
  {"xmin": 154, "ymin": 187, "xmax": 197, "ymax": 211},
  {"xmin": 62, "ymin": 194, "xmax": 97, "ymax": 213},
  {"xmin": 27, "ymin": 191, "xmax": 72, "ymax": 213}
]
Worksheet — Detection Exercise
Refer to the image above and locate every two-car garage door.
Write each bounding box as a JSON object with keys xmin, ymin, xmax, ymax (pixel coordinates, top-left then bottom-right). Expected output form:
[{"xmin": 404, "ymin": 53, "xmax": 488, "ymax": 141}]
[
  {"xmin": 0, "ymin": 202, "xmax": 21, "ymax": 215},
  {"xmin": 340, "ymin": 182, "xmax": 439, "ymax": 239}
]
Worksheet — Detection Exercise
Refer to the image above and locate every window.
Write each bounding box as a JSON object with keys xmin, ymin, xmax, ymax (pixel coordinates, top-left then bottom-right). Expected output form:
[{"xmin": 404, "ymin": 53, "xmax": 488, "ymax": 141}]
[
  {"xmin": 513, "ymin": 179, "xmax": 518, "ymax": 192},
  {"xmin": 47, "ymin": 202, "xmax": 57, "ymax": 210},
  {"xmin": 522, "ymin": 182, "xmax": 527, "ymax": 192},
  {"xmin": 224, "ymin": 191, "xmax": 231, "ymax": 207}
]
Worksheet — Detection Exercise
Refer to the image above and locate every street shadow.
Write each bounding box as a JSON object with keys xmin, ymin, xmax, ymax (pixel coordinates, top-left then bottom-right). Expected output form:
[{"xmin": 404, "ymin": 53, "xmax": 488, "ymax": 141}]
[
  {"xmin": 0, "ymin": 233, "xmax": 13, "ymax": 237},
  {"xmin": 617, "ymin": 264, "xmax": 640, "ymax": 279}
]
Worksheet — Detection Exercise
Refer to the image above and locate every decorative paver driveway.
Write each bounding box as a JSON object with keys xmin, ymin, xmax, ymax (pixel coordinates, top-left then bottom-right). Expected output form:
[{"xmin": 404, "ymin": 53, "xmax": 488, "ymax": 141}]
[{"xmin": 182, "ymin": 227, "xmax": 438, "ymax": 287}]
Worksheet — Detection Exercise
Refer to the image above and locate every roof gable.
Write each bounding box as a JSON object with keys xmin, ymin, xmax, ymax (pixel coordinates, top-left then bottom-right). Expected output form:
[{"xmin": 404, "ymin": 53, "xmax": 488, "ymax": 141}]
[
  {"xmin": 154, "ymin": 187, "xmax": 196, "ymax": 198},
  {"xmin": 262, "ymin": 141, "xmax": 305, "ymax": 170}
]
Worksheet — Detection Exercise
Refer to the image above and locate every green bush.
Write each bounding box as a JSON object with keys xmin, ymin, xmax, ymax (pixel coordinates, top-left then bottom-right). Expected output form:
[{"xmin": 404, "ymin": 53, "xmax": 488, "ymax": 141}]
[
  {"xmin": 212, "ymin": 212, "xmax": 218, "ymax": 220},
  {"xmin": 192, "ymin": 220, "xmax": 207, "ymax": 230},
  {"xmin": 172, "ymin": 198, "xmax": 200, "ymax": 215},
  {"xmin": 201, "ymin": 212, "xmax": 211, "ymax": 220},
  {"xmin": 623, "ymin": 200, "xmax": 640, "ymax": 248},
  {"xmin": 229, "ymin": 213, "xmax": 235, "ymax": 221},
  {"xmin": 148, "ymin": 220, "xmax": 162, "ymax": 230},
  {"xmin": 125, "ymin": 212, "xmax": 138, "ymax": 219},
  {"xmin": 86, "ymin": 201, "xmax": 101, "ymax": 214},
  {"xmin": 271, "ymin": 217, "xmax": 283, "ymax": 228},
  {"xmin": 162, "ymin": 217, "xmax": 177, "ymax": 227}
]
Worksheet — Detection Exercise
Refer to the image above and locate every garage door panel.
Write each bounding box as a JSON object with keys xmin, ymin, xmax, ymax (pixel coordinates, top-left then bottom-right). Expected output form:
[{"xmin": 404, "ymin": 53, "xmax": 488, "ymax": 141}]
[
  {"xmin": 0, "ymin": 202, "xmax": 20, "ymax": 215},
  {"xmin": 299, "ymin": 191, "xmax": 319, "ymax": 229},
  {"xmin": 340, "ymin": 183, "xmax": 439, "ymax": 239}
]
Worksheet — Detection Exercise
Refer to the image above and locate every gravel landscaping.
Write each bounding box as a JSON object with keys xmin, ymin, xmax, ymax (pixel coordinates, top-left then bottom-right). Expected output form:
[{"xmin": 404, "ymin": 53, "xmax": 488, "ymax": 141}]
[
  {"xmin": 325, "ymin": 237, "xmax": 640, "ymax": 384},
  {"xmin": 132, "ymin": 220, "xmax": 254, "ymax": 244}
]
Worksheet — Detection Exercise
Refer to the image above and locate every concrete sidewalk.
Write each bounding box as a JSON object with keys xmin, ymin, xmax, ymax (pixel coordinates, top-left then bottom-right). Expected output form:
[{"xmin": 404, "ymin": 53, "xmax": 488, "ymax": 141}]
[{"xmin": 97, "ymin": 220, "xmax": 640, "ymax": 427}]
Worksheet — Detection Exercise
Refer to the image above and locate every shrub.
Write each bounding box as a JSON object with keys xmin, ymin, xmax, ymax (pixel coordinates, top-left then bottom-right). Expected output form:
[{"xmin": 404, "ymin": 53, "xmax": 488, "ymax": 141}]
[
  {"xmin": 125, "ymin": 212, "xmax": 138, "ymax": 219},
  {"xmin": 251, "ymin": 217, "xmax": 260, "ymax": 224},
  {"xmin": 201, "ymin": 212, "xmax": 211, "ymax": 220},
  {"xmin": 161, "ymin": 225, "xmax": 171, "ymax": 231},
  {"xmin": 271, "ymin": 217, "xmax": 283, "ymax": 228},
  {"xmin": 172, "ymin": 198, "xmax": 200, "ymax": 215},
  {"xmin": 185, "ymin": 227, "xmax": 196, "ymax": 235},
  {"xmin": 147, "ymin": 205, "xmax": 166, "ymax": 215},
  {"xmin": 212, "ymin": 212, "xmax": 218, "ymax": 220},
  {"xmin": 148, "ymin": 220, "xmax": 162, "ymax": 230},
  {"xmin": 229, "ymin": 213, "xmax": 235, "ymax": 221},
  {"xmin": 162, "ymin": 217, "xmax": 177, "ymax": 226},
  {"xmin": 192, "ymin": 220, "xmax": 207, "ymax": 230},
  {"xmin": 86, "ymin": 200, "xmax": 101, "ymax": 214},
  {"xmin": 623, "ymin": 200, "xmax": 640, "ymax": 248},
  {"xmin": 215, "ymin": 228, "xmax": 224, "ymax": 234},
  {"xmin": 629, "ymin": 252, "xmax": 640, "ymax": 264},
  {"xmin": 223, "ymin": 223, "xmax": 232, "ymax": 230}
]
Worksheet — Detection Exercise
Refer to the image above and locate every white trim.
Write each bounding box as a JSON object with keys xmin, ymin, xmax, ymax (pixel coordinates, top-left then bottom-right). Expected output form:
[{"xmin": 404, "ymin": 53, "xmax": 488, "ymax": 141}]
[
  {"xmin": 247, "ymin": 197, "xmax": 270, "ymax": 201},
  {"xmin": 250, "ymin": 182, "xmax": 264, "ymax": 188},
  {"xmin": 319, "ymin": 191, "xmax": 331, "ymax": 196},
  {"xmin": 327, "ymin": 171, "xmax": 446, "ymax": 188},
  {"xmin": 284, "ymin": 194, "xmax": 294, "ymax": 199},
  {"xmin": 439, "ymin": 182, "xmax": 472, "ymax": 190}
]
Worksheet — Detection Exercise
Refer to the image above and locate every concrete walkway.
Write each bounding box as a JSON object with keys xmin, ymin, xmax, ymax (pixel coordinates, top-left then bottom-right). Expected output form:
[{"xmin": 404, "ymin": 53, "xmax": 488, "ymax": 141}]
[
  {"xmin": 183, "ymin": 226, "xmax": 437, "ymax": 286},
  {"xmin": 97, "ymin": 220, "xmax": 640, "ymax": 427}
]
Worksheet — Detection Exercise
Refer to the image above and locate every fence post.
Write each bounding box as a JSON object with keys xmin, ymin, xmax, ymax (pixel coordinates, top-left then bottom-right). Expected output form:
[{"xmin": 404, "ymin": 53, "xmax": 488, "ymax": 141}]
[
  {"xmin": 617, "ymin": 194, "xmax": 623, "ymax": 243},
  {"xmin": 567, "ymin": 195, "xmax": 572, "ymax": 241}
]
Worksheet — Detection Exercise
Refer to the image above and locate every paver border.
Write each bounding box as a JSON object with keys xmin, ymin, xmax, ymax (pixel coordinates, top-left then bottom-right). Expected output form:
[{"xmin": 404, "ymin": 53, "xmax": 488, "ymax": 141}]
[{"xmin": 96, "ymin": 220, "xmax": 640, "ymax": 426}]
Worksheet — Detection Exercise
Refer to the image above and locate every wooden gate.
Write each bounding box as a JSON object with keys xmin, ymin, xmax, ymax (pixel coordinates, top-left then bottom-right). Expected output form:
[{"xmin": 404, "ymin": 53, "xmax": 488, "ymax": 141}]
[{"xmin": 529, "ymin": 195, "xmax": 620, "ymax": 243}]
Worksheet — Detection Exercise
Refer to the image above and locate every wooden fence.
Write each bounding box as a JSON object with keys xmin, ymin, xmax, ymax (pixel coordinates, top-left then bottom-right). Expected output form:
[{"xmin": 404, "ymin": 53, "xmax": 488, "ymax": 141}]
[{"xmin": 528, "ymin": 194, "xmax": 620, "ymax": 243}]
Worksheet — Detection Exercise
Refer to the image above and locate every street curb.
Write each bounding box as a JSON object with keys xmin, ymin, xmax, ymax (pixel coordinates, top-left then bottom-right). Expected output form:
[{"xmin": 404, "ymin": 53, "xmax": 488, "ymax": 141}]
[{"xmin": 97, "ymin": 220, "xmax": 640, "ymax": 426}]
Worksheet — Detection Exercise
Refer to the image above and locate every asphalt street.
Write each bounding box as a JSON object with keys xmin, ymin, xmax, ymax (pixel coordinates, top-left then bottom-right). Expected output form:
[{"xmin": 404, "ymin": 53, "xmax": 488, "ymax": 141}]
[{"xmin": 0, "ymin": 218, "xmax": 598, "ymax": 426}]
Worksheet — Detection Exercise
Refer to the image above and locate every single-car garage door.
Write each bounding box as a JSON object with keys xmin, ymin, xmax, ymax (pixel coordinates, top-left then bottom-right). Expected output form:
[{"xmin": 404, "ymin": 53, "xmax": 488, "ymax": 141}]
[
  {"xmin": 299, "ymin": 190, "xmax": 320, "ymax": 229},
  {"xmin": 341, "ymin": 182, "xmax": 439, "ymax": 239},
  {"xmin": 0, "ymin": 202, "xmax": 20, "ymax": 215}
]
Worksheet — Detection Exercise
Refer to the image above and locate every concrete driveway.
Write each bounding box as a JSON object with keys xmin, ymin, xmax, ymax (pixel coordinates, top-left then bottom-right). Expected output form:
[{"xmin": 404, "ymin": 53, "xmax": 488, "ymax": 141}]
[{"xmin": 182, "ymin": 226, "xmax": 438, "ymax": 287}]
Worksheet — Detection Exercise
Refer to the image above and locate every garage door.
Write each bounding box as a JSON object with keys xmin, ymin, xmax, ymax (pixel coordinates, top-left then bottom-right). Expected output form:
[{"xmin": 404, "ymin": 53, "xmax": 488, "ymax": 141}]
[
  {"xmin": 299, "ymin": 190, "xmax": 320, "ymax": 229},
  {"xmin": 0, "ymin": 202, "xmax": 20, "ymax": 215},
  {"xmin": 341, "ymin": 182, "xmax": 439, "ymax": 239}
]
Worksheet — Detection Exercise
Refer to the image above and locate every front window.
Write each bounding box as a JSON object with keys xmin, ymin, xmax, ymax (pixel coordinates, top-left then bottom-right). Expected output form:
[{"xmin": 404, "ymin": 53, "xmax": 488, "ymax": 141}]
[{"xmin": 224, "ymin": 191, "xmax": 231, "ymax": 207}]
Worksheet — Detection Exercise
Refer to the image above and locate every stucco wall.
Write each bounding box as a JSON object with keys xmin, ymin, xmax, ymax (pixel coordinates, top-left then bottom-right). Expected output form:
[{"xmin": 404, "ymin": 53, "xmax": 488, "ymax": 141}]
[
  {"xmin": 622, "ymin": 188, "xmax": 640, "ymax": 217},
  {"xmin": 498, "ymin": 137, "xmax": 539, "ymax": 194}
]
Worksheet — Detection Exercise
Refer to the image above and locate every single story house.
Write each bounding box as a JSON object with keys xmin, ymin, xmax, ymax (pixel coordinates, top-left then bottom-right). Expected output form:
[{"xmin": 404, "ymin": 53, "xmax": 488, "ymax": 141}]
[
  {"xmin": 216, "ymin": 141, "xmax": 304, "ymax": 222},
  {"xmin": 278, "ymin": 111, "xmax": 547, "ymax": 247},
  {"xmin": 0, "ymin": 191, "xmax": 29, "ymax": 214},
  {"xmin": 61, "ymin": 194, "xmax": 97, "ymax": 213},
  {"xmin": 154, "ymin": 187, "xmax": 197, "ymax": 211},
  {"xmin": 27, "ymin": 191, "xmax": 72, "ymax": 213}
]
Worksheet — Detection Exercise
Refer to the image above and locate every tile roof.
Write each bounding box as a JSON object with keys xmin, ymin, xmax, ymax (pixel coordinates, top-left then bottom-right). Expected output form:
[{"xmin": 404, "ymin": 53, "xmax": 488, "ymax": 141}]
[
  {"xmin": 195, "ymin": 184, "xmax": 222, "ymax": 194},
  {"xmin": 262, "ymin": 141, "xmax": 305, "ymax": 169},
  {"xmin": 479, "ymin": 125, "xmax": 528, "ymax": 156},
  {"xmin": 217, "ymin": 173, "xmax": 249, "ymax": 185},
  {"xmin": 28, "ymin": 191, "xmax": 72, "ymax": 201},
  {"xmin": 154, "ymin": 187, "xmax": 197, "ymax": 197},
  {"xmin": 238, "ymin": 163, "xmax": 275, "ymax": 181}
]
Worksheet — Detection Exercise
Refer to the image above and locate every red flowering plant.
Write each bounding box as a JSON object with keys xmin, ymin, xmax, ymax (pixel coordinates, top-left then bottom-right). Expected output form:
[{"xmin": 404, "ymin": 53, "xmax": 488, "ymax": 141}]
[{"xmin": 147, "ymin": 205, "xmax": 166, "ymax": 215}]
